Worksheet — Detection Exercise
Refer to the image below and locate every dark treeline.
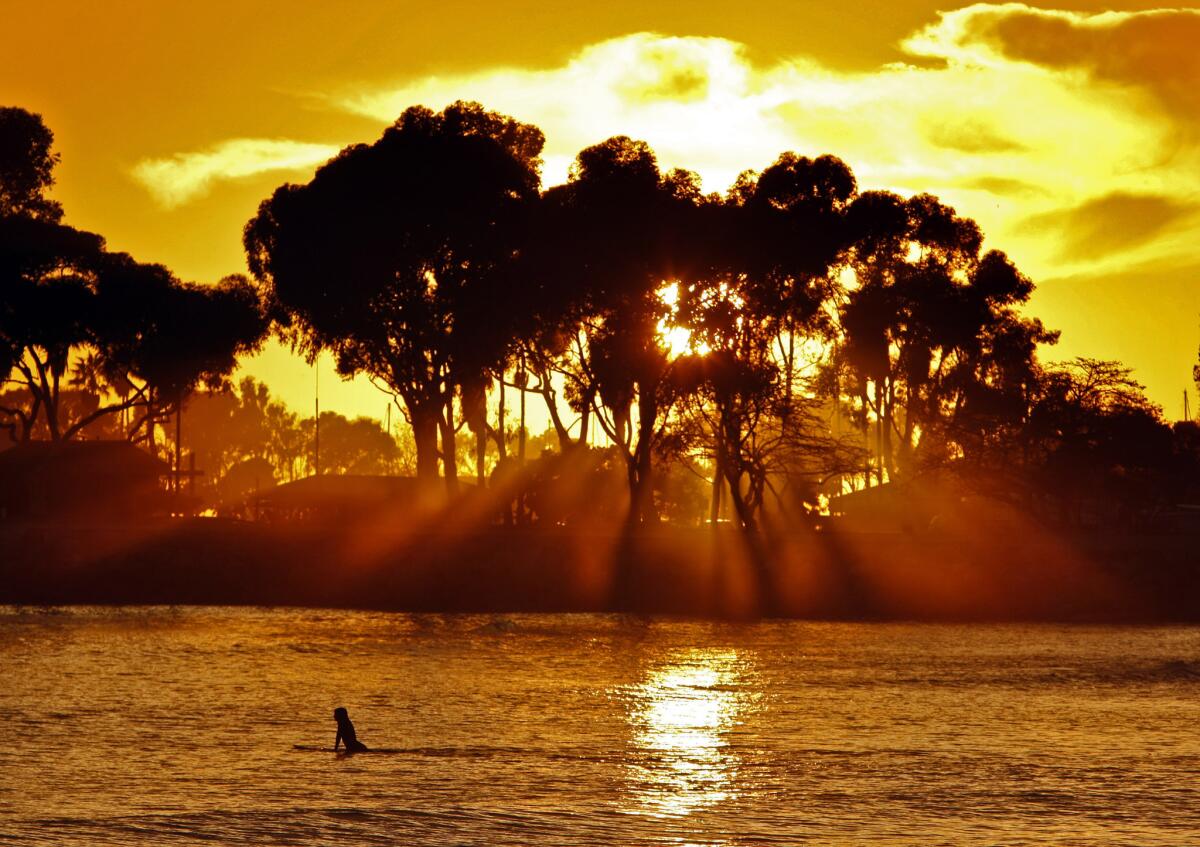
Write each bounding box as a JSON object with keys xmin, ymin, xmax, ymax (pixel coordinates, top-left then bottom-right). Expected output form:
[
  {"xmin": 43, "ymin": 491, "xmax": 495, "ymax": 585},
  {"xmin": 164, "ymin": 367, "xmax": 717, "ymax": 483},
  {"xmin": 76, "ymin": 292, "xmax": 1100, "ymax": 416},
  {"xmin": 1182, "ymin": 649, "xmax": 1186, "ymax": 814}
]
[
  {"xmin": 243, "ymin": 102, "xmax": 1198, "ymax": 531},
  {"xmin": 4, "ymin": 102, "xmax": 1200, "ymax": 535},
  {"xmin": 0, "ymin": 106, "xmax": 268, "ymax": 459}
]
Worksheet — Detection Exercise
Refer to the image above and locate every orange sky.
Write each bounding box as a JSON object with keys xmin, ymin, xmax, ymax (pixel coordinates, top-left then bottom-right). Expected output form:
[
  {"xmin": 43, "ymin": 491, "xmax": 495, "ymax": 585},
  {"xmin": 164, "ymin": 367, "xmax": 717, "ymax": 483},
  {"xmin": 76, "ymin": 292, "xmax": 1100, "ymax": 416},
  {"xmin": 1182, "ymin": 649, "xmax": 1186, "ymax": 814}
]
[{"xmin": 2, "ymin": 1, "xmax": 1197, "ymax": 422}]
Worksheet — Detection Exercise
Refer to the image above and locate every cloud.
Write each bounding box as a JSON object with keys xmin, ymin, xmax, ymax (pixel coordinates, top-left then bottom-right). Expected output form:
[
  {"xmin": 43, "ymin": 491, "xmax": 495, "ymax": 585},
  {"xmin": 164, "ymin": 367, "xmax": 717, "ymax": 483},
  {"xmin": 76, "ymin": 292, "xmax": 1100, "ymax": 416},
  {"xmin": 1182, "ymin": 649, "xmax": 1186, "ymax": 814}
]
[
  {"xmin": 1020, "ymin": 192, "xmax": 1199, "ymax": 261},
  {"xmin": 905, "ymin": 4, "xmax": 1200, "ymax": 127},
  {"xmin": 925, "ymin": 120, "xmax": 1026, "ymax": 154},
  {"xmin": 338, "ymin": 34, "xmax": 775, "ymax": 191},
  {"xmin": 133, "ymin": 8, "xmax": 1200, "ymax": 280},
  {"xmin": 961, "ymin": 176, "xmax": 1046, "ymax": 197},
  {"xmin": 132, "ymin": 138, "xmax": 340, "ymax": 207},
  {"xmin": 331, "ymin": 23, "xmax": 1198, "ymax": 278}
]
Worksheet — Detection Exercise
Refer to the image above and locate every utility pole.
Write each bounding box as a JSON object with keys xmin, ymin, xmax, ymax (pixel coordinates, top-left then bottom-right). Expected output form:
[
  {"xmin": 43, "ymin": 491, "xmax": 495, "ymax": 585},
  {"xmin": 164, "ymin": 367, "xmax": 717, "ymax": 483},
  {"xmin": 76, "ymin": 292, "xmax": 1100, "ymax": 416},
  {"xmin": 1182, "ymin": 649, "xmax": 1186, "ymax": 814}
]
[
  {"xmin": 518, "ymin": 353, "xmax": 527, "ymax": 464},
  {"xmin": 1185, "ymin": 389, "xmax": 1191, "ymax": 423},
  {"xmin": 314, "ymin": 359, "xmax": 321, "ymax": 476},
  {"xmin": 174, "ymin": 392, "xmax": 182, "ymax": 494}
]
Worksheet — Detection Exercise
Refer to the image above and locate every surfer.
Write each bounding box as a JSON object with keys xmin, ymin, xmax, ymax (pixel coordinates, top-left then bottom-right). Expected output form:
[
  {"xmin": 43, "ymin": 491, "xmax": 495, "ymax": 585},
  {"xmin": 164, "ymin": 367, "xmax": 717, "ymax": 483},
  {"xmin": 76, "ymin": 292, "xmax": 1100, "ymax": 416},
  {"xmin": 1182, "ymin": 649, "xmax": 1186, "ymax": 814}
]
[{"xmin": 333, "ymin": 706, "xmax": 369, "ymax": 753}]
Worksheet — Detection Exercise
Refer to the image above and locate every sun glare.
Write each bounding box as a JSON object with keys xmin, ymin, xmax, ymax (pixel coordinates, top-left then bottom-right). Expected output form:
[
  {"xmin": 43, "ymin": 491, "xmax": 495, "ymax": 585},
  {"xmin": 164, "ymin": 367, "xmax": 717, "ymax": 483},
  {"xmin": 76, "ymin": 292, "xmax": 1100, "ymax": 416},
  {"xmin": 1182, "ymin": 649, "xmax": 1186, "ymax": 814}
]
[
  {"xmin": 656, "ymin": 281, "xmax": 710, "ymax": 359},
  {"xmin": 625, "ymin": 649, "xmax": 755, "ymax": 818}
]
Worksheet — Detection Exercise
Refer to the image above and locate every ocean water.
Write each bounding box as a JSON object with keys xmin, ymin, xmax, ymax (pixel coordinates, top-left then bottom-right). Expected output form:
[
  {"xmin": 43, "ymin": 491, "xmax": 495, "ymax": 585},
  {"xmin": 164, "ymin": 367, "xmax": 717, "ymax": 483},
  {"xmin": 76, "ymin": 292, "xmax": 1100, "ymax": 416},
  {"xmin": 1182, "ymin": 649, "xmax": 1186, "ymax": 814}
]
[{"xmin": 1, "ymin": 608, "xmax": 1198, "ymax": 845}]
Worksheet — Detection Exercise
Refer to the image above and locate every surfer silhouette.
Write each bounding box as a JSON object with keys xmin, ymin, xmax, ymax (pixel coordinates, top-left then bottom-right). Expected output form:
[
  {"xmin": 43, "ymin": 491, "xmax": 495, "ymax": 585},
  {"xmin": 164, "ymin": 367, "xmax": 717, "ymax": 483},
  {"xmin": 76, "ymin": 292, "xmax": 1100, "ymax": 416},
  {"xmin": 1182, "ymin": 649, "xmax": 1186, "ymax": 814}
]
[{"xmin": 333, "ymin": 706, "xmax": 368, "ymax": 753}]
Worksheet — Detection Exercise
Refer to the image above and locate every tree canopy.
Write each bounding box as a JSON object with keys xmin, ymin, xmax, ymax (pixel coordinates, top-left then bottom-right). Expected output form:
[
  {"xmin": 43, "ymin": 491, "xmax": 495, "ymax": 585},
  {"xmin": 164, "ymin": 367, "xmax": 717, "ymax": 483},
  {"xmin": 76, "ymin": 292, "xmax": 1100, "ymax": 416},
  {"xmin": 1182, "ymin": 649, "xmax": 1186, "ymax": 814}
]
[
  {"xmin": 245, "ymin": 102, "xmax": 545, "ymax": 488},
  {"xmin": 1, "ymin": 106, "xmax": 269, "ymax": 447},
  {"xmin": 6, "ymin": 99, "xmax": 1184, "ymax": 539}
]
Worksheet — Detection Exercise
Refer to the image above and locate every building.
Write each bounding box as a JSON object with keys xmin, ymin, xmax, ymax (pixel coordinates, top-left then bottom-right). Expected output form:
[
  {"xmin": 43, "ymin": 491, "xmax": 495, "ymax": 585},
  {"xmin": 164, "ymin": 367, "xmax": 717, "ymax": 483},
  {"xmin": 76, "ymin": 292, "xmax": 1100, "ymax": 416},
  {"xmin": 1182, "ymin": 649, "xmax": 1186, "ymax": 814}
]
[
  {"xmin": 827, "ymin": 470, "xmax": 1025, "ymax": 534},
  {"xmin": 234, "ymin": 474, "xmax": 433, "ymax": 524},
  {"xmin": 0, "ymin": 440, "xmax": 170, "ymax": 522}
]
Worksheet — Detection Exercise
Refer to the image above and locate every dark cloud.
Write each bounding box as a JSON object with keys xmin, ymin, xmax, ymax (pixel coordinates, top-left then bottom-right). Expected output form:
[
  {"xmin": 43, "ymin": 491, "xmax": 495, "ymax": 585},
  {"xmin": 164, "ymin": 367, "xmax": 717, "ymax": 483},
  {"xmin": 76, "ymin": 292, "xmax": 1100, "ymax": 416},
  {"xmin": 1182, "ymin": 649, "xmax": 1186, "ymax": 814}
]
[
  {"xmin": 958, "ymin": 6, "xmax": 1200, "ymax": 126},
  {"xmin": 617, "ymin": 45, "xmax": 710, "ymax": 102},
  {"xmin": 926, "ymin": 120, "xmax": 1027, "ymax": 154},
  {"xmin": 1020, "ymin": 192, "xmax": 1198, "ymax": 260},
  {"xmin": 962, "ymin": 176, "xmax": 1046, "ymax": 197}
]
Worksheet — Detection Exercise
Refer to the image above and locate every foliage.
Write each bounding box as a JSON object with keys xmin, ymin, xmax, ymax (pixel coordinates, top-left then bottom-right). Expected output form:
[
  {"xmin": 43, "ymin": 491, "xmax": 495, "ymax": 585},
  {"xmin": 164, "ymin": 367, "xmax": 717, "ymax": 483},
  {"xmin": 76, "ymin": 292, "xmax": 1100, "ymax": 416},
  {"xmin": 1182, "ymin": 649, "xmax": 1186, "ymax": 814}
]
[
  {"xmin": 0, "ymin": 108, "xmax": 269, "ymax": 448},
  {"xmin": 0, "ymin": 106, "xmax": 62, "ymax": 221},
  {"xmin": 245, "ymin": 102, "xmax": 544, "ymax": 488},
  {"xmin": 10, "ymin": 100, "xmax": 1189, "ymax": 537},
  {"xmin": 518, "ymin": 137, "xmax": 702, "ymax": 522},
  {"xmin": 835, "ymin": 192, "xmax": 1058, "ymax": 483},
  {"xmin": 170, "ymin": 377, "xmax": 414, "ymax": 507}
]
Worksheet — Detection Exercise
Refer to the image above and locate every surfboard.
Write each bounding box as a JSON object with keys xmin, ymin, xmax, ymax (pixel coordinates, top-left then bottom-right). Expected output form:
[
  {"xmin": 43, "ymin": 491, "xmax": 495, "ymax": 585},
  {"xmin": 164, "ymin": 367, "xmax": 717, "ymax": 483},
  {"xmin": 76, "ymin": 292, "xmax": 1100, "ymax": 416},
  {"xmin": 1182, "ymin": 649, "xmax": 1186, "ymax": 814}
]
[
  {"xmin": 293, "ymin": 744, "xmax": 406, "ymax": 754},
  {"xmin": 293, "ymin": 745, "xmax": 515, "ymax": 756}
]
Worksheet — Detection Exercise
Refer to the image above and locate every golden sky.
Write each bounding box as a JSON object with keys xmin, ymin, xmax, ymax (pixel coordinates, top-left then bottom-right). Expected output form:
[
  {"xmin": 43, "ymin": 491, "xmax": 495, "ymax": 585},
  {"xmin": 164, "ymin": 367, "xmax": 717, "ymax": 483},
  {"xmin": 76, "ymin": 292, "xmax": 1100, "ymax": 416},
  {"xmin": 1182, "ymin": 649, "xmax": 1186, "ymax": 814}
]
[{"xmin": 3, "ymin": 1, "xmax": 1198, "ymax": 421}]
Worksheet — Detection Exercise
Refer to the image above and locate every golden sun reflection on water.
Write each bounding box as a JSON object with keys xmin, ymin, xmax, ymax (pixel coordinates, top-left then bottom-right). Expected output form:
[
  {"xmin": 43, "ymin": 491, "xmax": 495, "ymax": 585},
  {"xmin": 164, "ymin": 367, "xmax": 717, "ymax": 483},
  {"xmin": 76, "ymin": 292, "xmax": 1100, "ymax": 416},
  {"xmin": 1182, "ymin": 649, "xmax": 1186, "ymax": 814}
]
[{"xmin": 624, "ymin": 649, "xmax": 756, "ymax": 819}]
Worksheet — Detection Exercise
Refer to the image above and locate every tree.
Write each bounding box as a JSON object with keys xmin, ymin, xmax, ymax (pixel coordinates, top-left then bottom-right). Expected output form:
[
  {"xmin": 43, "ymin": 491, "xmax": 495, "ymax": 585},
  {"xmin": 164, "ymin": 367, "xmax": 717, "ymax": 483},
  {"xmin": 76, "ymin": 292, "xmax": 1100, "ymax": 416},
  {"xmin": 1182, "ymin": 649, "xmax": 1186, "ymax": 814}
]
[
  {"xmin": 0, "ymin": 215, "xmax": 107, "ymax": 441},
  {"xmin": 0, "ymin": 108, "xmax": 100, "ymax": 442},
  {"xmin": 301, "ymin": 412, "xmax": 405, "ymax": 476},
  {"xmin": 0, "ymin": 106, "xmax": 63, "ymax": 221},
  {"xmin": 519, "ymin": 137, "xmax": 701, "ymax": 523},
  {"xmin": 835, "ymin": 192, "xmax": 1055, "ymax": 484},
  {"xmin": 1, "ymin": 108, "xmax": 268, "ymax": 448},
  {"xmin": 673, "ymin": 153, "xmax": 860, "ymax": 530},
  {"xmin": 171, "ymin": 377, "xmax": 307, "ymax": 504},
  {"xmin": 1025, "ymin": 358, "xmax": 1173, "ymax": 525},
  {"xmin": 245, "ymin": 102, "xmax": 544, "ymax": 492},
  {"xmin": 73, "ymin": 255, "xmax": 269, "ymax": 451}
]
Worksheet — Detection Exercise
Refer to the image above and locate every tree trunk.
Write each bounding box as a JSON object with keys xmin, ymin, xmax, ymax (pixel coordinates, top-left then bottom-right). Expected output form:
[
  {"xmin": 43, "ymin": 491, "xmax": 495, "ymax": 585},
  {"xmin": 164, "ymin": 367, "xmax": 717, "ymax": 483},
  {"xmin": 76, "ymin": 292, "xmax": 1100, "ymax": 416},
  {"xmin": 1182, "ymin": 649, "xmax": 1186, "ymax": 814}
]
[
  {"xmin": 579, "ymin": 391, "xmax": 592, "ymax": 448},
  {"xmin": 462, "ymin": 378, "xmax": 488, "ymax": 486},
  {"xmin": 542, "ymin": 388, "xmax": 573, "ymax": 451},
  {"xmin": 874, "ymin": 381, "xmax": 885, "ymax": 485},
  {"xmin": 724, "ymin": 464, "xmax": 756, "ymax": 533},
  {"xmin": 440, "ymin": 399, "xmax": 458, "ymax": 494},
  {"xmin": 476, "ymin": 425, "xmax": 486, "ymax": 486},
  {"xmin": 633, "ymin": 389, "xmax": 658, "ymax": 524},
  {"xmin": 709, "ymin": 453, "xmax": 724, "ymax": 524},
  {"xmin": 722, "ymin": 458, "xmax": 775, "ymax": 615},
  {"xmin": 410, "ymin": 402, "xmax": 440, "ymax": 489},
  {"xmin": 497, "ymin": 373, "xmax": 507, "ymax": 458},
  {"xmin": 781, "ymin": 325, "xmax": 795, "ymax": 427}
]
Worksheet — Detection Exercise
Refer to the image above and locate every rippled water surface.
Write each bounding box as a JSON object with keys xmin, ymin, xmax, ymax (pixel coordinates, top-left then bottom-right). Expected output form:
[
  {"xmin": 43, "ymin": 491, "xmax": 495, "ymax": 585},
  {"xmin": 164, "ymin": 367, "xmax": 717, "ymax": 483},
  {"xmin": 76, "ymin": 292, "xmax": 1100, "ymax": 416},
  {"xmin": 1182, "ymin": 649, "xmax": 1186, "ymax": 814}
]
[{"xmin": 2, "ymin": 608, "xmax": 1199, "ymax": 845}]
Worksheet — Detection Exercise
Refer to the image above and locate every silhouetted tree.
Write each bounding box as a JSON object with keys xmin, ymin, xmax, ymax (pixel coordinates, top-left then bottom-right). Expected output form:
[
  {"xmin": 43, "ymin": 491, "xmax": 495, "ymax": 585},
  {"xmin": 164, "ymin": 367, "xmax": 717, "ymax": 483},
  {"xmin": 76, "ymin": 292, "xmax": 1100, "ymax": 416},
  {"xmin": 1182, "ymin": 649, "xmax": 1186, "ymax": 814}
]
[
  {"xmin": 520, "ymin": 137, "xmax": 700, "ymax": 523},
  {"xmin": 674, "ymin": 153, "xmax": 861, "ymax": 529},
  {"xmin": 1025, "ymin": 358, "xmax": 1173, "ymax": 525},
  {"xmin": 0, "ymin": 106, "xmax": 63, "ymax": 221},
  {"xmin": 172, "ymin": 377, "xmax": 308, "ymax": 503},
  {"xmin": 245, "ymin": 102, "xmax": 544, "ymax": 492},
  {"xmin": 75, "ymin": 255, "xmax": 269, "ymax": 451},
  {"xmin": 0, "ymin": 215, "xmax": 107, "ymax": 441},
  {"xmin": 1, "ymin": 108, "xmax": 97, "ymax": 441},
  {"xmin": 1, "ymin": 109, "xmax": 268, "ymax": 448},
  {"xmin": 301, "ymin": 411, "xmax": 405, "ymax": 476},
  {"xmin": 836, "ymin": 192, "xmax": 1054, "ymax": 483}
]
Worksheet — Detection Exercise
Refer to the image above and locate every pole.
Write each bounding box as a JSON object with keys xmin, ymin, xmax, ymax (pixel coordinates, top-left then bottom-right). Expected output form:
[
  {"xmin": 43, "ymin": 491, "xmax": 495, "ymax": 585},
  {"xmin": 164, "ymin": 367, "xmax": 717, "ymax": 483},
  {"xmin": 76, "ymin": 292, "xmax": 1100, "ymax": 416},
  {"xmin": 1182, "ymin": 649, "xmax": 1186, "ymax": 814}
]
[
  {"xmin": 174, "ymin": 393, "xmax": 182, "ymax": 494},
  {"xmin": 314, "ymin": 359, "xmax": 320, "ymax": 476},
  {"xmin": 498, "ymin": 369, "xmax": 506, "ymax": 459},
  {"xmin": 518, "ymin": 353, "xmax": 526, "ymax": 463}
]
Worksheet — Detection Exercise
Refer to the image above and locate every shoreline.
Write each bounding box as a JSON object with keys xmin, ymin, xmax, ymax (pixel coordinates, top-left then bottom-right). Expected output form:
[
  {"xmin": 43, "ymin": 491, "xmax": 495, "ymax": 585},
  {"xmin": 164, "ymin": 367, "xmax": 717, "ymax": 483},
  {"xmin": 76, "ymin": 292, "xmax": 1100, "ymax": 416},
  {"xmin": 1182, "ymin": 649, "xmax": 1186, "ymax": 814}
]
[{"xmin": 3, "ymin": 518, "xmax": 1199, "ymax": 623}]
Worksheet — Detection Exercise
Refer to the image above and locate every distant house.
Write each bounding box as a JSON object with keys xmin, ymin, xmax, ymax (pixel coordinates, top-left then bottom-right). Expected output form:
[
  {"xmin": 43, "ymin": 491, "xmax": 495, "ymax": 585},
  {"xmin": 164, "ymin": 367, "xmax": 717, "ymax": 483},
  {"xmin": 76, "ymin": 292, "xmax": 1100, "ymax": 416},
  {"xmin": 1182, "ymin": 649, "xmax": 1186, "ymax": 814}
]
[
  {"xmin": 0, "ymin": 441, "xmax": 170, "ymax": 522},
  {"xmin": 233, "ymin": 474, "xmax": 441, "ymax": 524},
  {"xmin": 827, "ymin": 470, "xmax": 1025, "ymax": 534}
]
